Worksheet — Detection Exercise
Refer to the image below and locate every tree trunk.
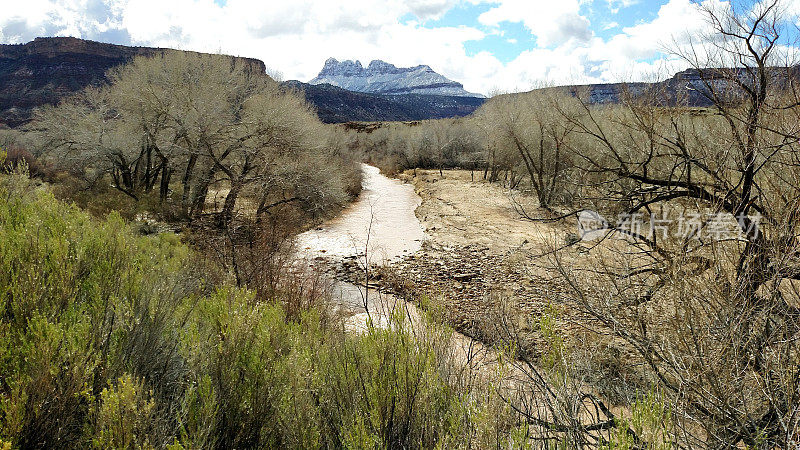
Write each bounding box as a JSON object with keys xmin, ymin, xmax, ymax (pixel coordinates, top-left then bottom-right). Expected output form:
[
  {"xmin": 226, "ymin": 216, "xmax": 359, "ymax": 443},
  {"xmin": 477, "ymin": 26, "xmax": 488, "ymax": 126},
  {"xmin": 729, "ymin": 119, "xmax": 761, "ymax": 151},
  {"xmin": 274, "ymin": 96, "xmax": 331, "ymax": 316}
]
[
  {"xmin": 160, "ymin": 166, "xmax": 172, "ymax": 202},
  {"xmin": 221, "ymin": 180, "xmax": 244, "ymax": 224},
  {"xmin": 190, "ymin": 165, "xmax": 216, "ymax": 218},
  {"xmin": 142, "ymin": 143, "xmax": 153, "ymax": 192},
  {"xmin": 121, "ymin": 166, "xmax": 135, "ymax": 194},
  {"xmin": 181, "ymin": 154, "xmax": 197, "ymax": 215}
]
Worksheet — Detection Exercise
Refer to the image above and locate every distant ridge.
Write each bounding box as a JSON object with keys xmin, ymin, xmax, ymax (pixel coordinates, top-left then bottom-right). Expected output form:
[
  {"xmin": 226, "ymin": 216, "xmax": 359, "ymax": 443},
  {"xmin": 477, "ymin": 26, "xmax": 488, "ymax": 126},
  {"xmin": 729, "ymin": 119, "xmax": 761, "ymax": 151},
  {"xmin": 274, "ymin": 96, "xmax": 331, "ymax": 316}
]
[
  {"xmin": 505, "ymin": 66, "xmax": 800, "ymax": 107},
  {"xmin": 0, "ymin": 37, "xmax": 266, "ymax": 127},
  {"xmin": 309, "ymin": 58, "xmax": 484, "ymax": 98},
  {"xmin": 0, "ymin": 38, "xmax": 487, "ymax": 127},
  {"xmin": 4, "ymin": 38, "xmax": 791, "ymax": 128},
  {"xmin": 0, "ymin": 38, "xmax": 484, "ymax": 127},
  {"xmin": 284, "ymin": 80, "xmax": 485, "ymax": 123}
]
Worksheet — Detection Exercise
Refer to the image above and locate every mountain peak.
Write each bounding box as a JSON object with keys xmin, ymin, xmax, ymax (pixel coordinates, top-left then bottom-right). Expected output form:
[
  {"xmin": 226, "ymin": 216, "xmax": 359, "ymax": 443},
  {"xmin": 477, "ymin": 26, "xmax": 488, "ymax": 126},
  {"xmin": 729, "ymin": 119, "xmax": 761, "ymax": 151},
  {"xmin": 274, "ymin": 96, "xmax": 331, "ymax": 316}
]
[
  {"xmin": 319, "ymin": 58, "xmax": 363, "ymax": 77},
  {"xmin": 310, "ymin": 58, "xmax": 483, "ymax": 98},
  {"xmin": 365, "ymin": 59, "xmax": 397, "ymax": 72}
]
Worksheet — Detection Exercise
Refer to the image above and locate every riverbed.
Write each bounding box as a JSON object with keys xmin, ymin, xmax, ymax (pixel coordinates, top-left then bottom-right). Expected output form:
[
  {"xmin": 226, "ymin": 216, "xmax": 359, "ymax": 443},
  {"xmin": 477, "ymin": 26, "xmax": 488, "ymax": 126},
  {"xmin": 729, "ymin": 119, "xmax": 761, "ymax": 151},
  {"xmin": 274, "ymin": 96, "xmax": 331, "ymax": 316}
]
[
  {"xmin": 296, "ymin": 164, "xmax": 424, "ymax": 264},
  {"xmin": 295, "ymin": 163, "xmax": 426, "ymax": 328},
  {"xmin": 295, "ymin": 164, "xmax": 518, "ymax": 382}
]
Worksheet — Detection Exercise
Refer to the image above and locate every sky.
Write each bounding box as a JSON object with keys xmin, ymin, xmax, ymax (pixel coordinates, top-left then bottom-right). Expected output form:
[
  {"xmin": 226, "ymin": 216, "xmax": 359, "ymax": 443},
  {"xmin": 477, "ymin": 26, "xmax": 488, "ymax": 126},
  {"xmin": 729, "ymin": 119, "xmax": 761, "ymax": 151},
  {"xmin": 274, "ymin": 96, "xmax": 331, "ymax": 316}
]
[{"xmin": 1, "ymin": 0, "xmax": 799, "ymax": 95}]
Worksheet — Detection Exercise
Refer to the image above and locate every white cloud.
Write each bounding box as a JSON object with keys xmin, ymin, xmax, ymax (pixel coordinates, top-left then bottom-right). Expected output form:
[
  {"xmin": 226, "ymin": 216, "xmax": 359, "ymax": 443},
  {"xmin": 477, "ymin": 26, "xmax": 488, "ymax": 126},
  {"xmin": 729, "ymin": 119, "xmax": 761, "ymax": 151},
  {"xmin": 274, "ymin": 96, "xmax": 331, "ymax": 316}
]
[
  {"xmin": 406, "ymin": 0, "xmax": 460, "ymax": 20},
  {"xmin": 2, "ymin": 0, "xmax": 794, "ymax": 96},
  {"xmin": 607, "ymin": 0, "xmax": 638, "ymax": 14},
  {"xmin": 115, "ymin": 0, "xmax": 496, "ymax": 92},
  {"xmin": 0, "ymin": 0, "xmax": 127, "ymax": 42},
  {"xmin": 0, "ymin": 0, "xmax": 489, "ymax": 91},
  {"xmin": 477, "ymin": 0, "xmax": 592, "ymax": 47},
  {"xmin": 481, "ymin": 0, "xmax": 726, "ymax": 92},
  {"xmin": 614, "ymin": 0, "xmax": 711, "ymax": 58}
]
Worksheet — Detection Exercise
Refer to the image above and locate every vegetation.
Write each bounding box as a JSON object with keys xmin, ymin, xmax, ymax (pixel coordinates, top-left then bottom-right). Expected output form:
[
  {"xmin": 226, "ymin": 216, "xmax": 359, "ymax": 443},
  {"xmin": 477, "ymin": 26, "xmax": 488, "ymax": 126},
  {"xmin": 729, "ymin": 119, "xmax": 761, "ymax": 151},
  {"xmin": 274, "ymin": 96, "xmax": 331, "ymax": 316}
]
[
  {"xmin": 347, "ymin": 1, "xmax": 800, "ymax": 448},
  {"xmin": 352, "ymin": 120, "xmax": 484, "ymax": 177},
  {"xmin": 347, "ymin": 90, "xmax": 580, "ymax": 208},
  {"xmin": 31, "ymin": 51, "xmax": 360, "ymax": 225},
  {"xmin": 0, "ymin": 168, "xmax": 522, "ymax": 449},
  {"xmin": 517, "ymin": 2, "xmax": 800, "ymax": 447},
  {"xmin": 3, "ymin": 0, "xmax": 800, "ymax": 448}
]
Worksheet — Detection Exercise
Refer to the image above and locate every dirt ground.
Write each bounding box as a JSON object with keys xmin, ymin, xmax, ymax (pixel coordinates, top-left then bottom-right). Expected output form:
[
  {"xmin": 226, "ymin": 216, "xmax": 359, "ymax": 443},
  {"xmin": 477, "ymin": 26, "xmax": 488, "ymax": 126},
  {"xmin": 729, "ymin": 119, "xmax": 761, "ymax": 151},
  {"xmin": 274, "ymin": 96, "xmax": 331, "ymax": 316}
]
[
  {"xmin": 377, "ymin": 169, "xmax": 590, "ymax": 358},
  {"xmin": 403, "ymin": 169, "xmax": 566, "ymax": 252}
]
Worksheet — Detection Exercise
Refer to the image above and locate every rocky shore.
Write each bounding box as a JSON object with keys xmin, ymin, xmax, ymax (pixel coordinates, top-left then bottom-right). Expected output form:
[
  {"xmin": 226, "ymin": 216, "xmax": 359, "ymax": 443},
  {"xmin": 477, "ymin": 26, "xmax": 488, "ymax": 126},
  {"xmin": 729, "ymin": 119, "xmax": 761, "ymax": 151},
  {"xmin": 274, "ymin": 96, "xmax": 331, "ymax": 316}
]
[{"xmin": 315, "ymin": 169, "xmax": 588, "ymax": 359}]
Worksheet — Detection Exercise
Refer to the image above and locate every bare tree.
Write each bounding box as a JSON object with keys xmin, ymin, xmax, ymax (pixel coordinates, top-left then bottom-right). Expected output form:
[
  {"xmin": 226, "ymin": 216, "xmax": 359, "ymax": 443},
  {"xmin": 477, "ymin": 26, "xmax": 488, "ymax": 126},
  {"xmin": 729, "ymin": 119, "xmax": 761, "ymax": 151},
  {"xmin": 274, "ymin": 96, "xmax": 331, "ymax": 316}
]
[
  {"xmin": 34, "ymin": 51, "xmax": 353, "ymax": 227},
  {"xmin": 510, "ymin": 1, "xmax": 800, "ymax": 447},
  {"xmin": 477, "ymin": 89, "xmax": 578, "ymax": 209}
]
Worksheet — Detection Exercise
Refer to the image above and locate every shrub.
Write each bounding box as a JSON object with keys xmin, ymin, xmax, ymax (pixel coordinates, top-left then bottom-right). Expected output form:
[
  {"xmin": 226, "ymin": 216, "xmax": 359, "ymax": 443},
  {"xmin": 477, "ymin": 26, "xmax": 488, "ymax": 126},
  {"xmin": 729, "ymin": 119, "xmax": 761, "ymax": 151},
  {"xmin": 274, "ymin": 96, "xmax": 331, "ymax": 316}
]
[
  {"xmin": 1, "ymin": 146, "xmax": 49, "ymax": 179},
  {"xmin": 92, "ymin": 374, "xmax": 157, "ymax": 450},
  {"xmin": 0, "ymin": 174, "xmax": 199, "ymax": 447},
  {"xmin": 0, "ymin": 172, "xmax": 503, "ymax": 448},
  {"xmin": 312, "ymin": 311, "xmax": 476, "ymax": 448}
]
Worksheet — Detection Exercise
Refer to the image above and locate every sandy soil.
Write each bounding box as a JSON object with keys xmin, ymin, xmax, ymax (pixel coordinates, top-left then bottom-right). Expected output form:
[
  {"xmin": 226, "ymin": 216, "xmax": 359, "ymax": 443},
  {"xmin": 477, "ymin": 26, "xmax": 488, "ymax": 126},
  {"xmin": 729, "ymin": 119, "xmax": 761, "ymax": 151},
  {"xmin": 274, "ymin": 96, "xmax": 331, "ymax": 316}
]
[{"xmin": 408, "ymin": 170, "xmax": 564, "ymax": 252}]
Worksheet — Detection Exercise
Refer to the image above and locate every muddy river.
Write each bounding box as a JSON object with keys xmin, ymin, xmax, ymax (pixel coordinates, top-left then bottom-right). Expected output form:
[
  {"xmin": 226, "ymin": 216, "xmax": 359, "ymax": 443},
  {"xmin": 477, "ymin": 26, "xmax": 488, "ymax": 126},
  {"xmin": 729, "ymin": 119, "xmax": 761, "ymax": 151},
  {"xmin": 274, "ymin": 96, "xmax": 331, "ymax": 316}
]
[
  {"xmin": 296, "ymin": 164, "xmax": 426, "ymax": 327},
  {"xmin": 297, "ymin": 164, "xmax": 424, "ymax": 264},
  {"xmin": 296, "ymin": 164, "xmax": 502, "ymax": 378}
]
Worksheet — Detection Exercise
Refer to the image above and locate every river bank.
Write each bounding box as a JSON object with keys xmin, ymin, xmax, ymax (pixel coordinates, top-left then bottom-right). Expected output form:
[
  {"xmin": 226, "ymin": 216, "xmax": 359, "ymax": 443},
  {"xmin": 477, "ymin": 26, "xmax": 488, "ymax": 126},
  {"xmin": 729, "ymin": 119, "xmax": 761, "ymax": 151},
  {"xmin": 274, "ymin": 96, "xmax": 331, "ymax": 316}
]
[
  {"xmin": 295, "ymin": 164, "xmax": 513, "ymax": 377},
  {"xmin": 331, "ymin": 168, "xmax": 591, "ymax": 360},
  {"xmin": 298, "ymin": 164, "xmax": 639, "ymax": 405}
]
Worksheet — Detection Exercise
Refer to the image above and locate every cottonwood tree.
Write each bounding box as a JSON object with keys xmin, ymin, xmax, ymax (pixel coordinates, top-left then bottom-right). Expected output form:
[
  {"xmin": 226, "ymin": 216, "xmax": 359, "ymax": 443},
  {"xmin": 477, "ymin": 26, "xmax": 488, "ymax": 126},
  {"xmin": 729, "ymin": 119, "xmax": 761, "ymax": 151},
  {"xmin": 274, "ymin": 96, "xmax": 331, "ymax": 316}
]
[
  {"xmin": 477, "ymin": 90, "xmax": 578, "ymax": 209},
  {"xmin": 213, "ymin": 84, "xmax": 325, "ymax": 223},
  {"xmin": 511, "ymin": 1, "xmax": 800, "ymax": 447},
  {"xmin": 34, "ymin": 51, "xmax": 348, "ymax": 226},
  {"xmin": 34, "ymin": 52, "xmax": 264, "ymax": 206},
  {"xmin": 113, "ymin": 52, "xmax": 268, "ymax": 217},
  {"xmin": 34, "ymin": 87, "xmax": 142, "ymax": 198},
  {"xmin": 424, "ymin": 119, "xmax": 461, "ymax": 177}
]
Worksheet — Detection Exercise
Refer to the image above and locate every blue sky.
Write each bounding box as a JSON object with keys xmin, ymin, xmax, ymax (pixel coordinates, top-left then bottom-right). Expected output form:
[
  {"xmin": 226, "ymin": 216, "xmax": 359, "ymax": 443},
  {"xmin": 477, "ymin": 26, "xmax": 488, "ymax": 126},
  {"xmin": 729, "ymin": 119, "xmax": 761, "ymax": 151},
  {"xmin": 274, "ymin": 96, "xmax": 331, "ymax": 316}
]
[
  {"xmin": 1, "ymin": 0, "xmax": 798, "ymax": 95},
  {"xmin": 416, "ymin": 1, "xmax": 664, "ymax": 62}
]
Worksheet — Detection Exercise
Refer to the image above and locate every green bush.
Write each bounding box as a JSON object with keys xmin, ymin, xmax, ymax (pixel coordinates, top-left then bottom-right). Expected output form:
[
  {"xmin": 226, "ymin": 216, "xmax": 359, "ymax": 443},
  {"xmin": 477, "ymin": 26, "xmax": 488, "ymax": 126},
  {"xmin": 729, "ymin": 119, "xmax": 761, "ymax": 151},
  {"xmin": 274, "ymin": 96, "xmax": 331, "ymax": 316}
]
[
  {"xmin": 311, "ymin": 311, "xmax": 475, "ymax": 449},
  {"xmin": 602, "ymin": 390, "xmax": 674, "ymax": 450},
  {"xmin": 0, "ymin": 174, "xmax": 198, "ymax": 448},
  {"xmin": 0, "ymin": 173, "xmax": 504, "ymax": 448},
  {"xmin": 92, "ymin": 374, "xmax": 157, "ymax": 450}
]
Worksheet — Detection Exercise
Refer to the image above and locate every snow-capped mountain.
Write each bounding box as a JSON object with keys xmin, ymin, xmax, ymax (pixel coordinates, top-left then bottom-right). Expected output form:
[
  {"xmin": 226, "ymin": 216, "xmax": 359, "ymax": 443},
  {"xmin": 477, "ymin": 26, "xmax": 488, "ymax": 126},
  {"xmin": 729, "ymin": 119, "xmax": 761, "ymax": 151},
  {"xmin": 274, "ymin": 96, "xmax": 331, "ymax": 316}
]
[{"xmin": 309, "ymin": 58, "xmax": 484, "ymax": 98}]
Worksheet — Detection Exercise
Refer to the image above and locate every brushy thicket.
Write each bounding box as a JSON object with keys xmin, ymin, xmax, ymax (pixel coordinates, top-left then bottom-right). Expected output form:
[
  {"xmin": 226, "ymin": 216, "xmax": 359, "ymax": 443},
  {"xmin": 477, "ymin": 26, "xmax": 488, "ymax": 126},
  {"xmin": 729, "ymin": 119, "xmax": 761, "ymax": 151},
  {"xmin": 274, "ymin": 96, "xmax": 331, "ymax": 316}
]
[
  {"xmin": 0, "ymin": 170, "xmax": 522, "ymax": 449},
  {"xmin": 346, "ymin": 2, "xmax": 800, "ymax": 446}
]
